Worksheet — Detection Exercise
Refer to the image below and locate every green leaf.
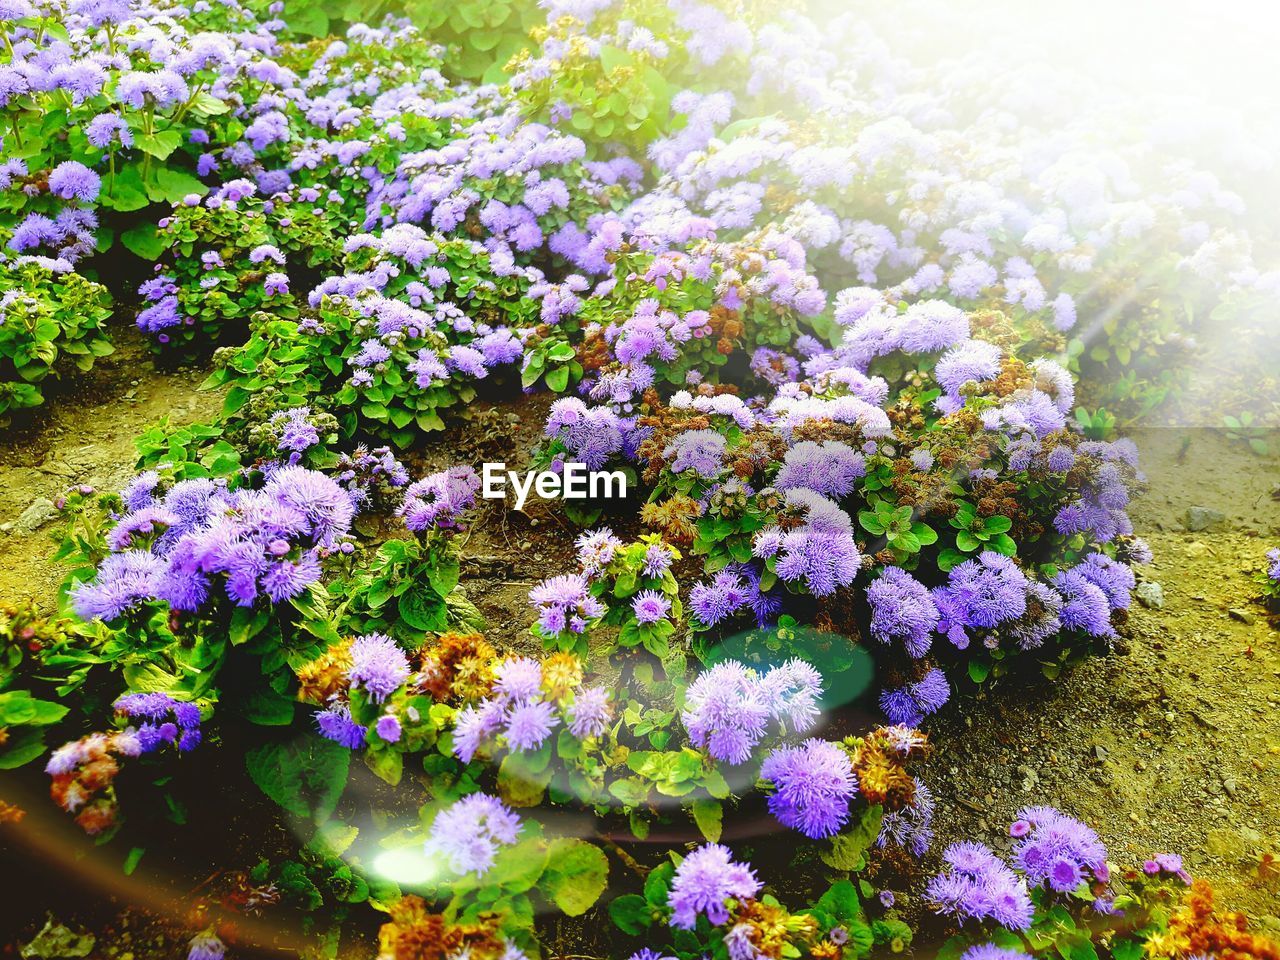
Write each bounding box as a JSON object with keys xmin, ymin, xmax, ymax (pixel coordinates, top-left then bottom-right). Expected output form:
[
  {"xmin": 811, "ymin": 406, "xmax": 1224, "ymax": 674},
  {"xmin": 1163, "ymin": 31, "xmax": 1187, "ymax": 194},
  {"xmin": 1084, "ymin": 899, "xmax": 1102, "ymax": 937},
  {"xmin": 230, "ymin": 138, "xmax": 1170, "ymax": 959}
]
[
  {"xmin": 497, "ymin": 751, "xmax": 554, "ymax": 807},
  {"xmin": 123, "ymin": 847, "xmax": 145, "ymax": 876},
  {"xmin": 691, "ymin": 798, "xmax": 722, "ymax": 842},
  {"xmin": 968, "ymin": 660, "xmax": 991, "ymax": 683},
  {"xmin": 542, "ymin": 838, "xmax": 609, "ymax": 917},
  {"xmin": 486, "ymin": 837, "xmax": 548, "ymax": 893},
  {"xmin": 244, "ymin": 735, "xmax": 351, "ymax": 822},
  {"xmin": 148, "ymin": 166, "xmax": 207, "ymax": 204},
  {"xmin": 120, "ymin": 223, "xmax": 168, "ymax": 260},
  {"xmin": 545, "ymin": 365, "xmax": 570, "ymax": 392},
  {"xmin": 398, "ymin": 584, "xmax": 447, "ymax": 631},
  {"xmin": 135, "ymin": 129, "xmax": 182, "ymax": 160},
  {"xmin": 955, "ymin": 530, "xmax": 981, "ymax": 552},
  {"xmin": 608, "ymin": 893, "xmax": 652, "ymax": 934}
]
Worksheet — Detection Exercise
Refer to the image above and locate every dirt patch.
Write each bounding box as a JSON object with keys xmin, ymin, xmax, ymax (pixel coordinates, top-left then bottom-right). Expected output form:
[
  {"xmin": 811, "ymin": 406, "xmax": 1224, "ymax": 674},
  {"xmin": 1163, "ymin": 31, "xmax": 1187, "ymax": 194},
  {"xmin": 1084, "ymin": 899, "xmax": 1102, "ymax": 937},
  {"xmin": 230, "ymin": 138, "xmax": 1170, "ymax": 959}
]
[{"xmin": 0, "ymin": 325, "xmax": 222, "ymax": 608}]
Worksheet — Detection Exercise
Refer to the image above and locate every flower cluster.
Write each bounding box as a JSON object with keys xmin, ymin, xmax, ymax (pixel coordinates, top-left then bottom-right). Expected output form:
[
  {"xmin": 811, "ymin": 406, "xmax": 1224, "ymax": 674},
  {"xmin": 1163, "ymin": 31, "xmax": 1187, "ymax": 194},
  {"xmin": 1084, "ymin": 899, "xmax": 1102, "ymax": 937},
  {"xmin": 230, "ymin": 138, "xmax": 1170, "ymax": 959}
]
[
  {"xmin": 71, "ymin": 467, "xmax": 355, "ymax": 620},
  {"xmin": 680, "ymin": 659, "xmax": 821, "ymax": 764},
  {"xmin": 423, "ymin": 793, "xmax": 522, "ymax": 878}
]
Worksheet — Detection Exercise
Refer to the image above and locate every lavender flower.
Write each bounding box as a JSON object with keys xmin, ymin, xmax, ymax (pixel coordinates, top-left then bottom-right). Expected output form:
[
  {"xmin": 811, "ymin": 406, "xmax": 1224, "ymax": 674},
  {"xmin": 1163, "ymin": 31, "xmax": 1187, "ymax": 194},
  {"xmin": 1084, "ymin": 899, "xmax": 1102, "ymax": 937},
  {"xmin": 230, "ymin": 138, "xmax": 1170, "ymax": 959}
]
[
  {"xmin": 681, "ymin": 661, "xmax": 770, "ymax": 764},
  {"xmin": 1010, "ymin": 806, "xmax": 1108, "ymax": 892},
  {"xmin": 668, "ymin": 843, "xmax": 761, "ymax": 929},
  {"xmin": 567, "ymin": 686, "xmax": 611, "ymax": 738},
  {"xmin": 424, "ymin": 793, "xmax": 522, "ymax": 877},
  {"xmin": 347, "ymin": 633, "xmax": 410, "ymax": 703},
  {"xmin": 867, "ymin": 567, "xmax": 939, "ymax": 658},
  {"xmin": 760, "ymin": 739, "xmax": 855, "ymax": 838},
  {"xmin": 925, "ymin": 841, "xmax": 1033, "ymax": 929}
]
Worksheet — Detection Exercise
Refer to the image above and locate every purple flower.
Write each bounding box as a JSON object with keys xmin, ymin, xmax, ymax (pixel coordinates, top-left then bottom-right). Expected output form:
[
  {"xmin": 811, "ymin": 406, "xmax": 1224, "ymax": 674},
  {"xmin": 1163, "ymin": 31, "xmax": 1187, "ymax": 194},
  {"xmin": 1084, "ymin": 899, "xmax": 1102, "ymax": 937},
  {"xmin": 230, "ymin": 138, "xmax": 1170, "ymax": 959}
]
[
  {"xmin": 375, "ymin": 714, "xmax": 402, "ymax": 743},
  {"xmin": 424, "ymin": 793, "xmax": 521, "ymax": 877},
  {"xmin": 316, "ymin": 704, "xmax": 367, "ymax": 749},
  {"xmin": 576, "ymin": 527, "xmax": 623, "ymax": 577},
  {"xmin": 760, "ymin": 739, "xmax": 855, "ymax": 838},
  {"xmin": 1053, "ymin": 568, "xmax": 1115, "ymax": 637},
  {"xmin": 400, "ymin": 466, "xmax": 480, "ymax": 532},
  {"xmin": 879, "ymin": 668, "xmax": 949, "ymax": 726},
  {"xmin": 664, "ymin": 429, "xmax": 727, "ymax": 478},
  {"xmin": 668, "ymin": 843, "xmax": 761, "ymax": 929},
  {"xmin": 1010, "ymin": 806, "xmax": 1108, "ymax": 892},
  {"xmin": 187, "ymin": 931, "xmax": 226, "ymax": 960},
  {"xmin": 774, "ymin": 441, "xmax": 865, "ymax": 497},
  {"xmin": 878, "ymin": 778, "xmax": 935, "ymax": 857},
  {"xmin": 529, "ymin": 573, "xmax": 605, "ymax": 636},
  {"xmin": 867, "ymin": 567, "xmax": 939, "ymax": 658},
  {"xmin": 504, "ymin": 699, "xmax": 558, "ymax": 751},
  {"xmin": 48, "ymin": 161, "xmax": 101, "ymax": 203},
  {"xmin": 926, "ymin": 841, "xmax": 1033, "ymax": 929},
  {"xmin": 631, "ymin": 590, "xmax": 671, "ymax": 624},
  {"xmin": 567, "ymin": 686, "xmax": 611, "ymax": 739},
  {"xmin": 960, "ymin": 945, "xmax": 1031, "ymax": 960},
  {"xmin": 494, "ymin": 657, "xmax": 542, "ymax": 702},
  {"xmin": 681, "ymin": 661, "xmax": 769, "ymax": 764},
  {"xmin": 348, "ymin": 633, "xmax": 410, "ymax": 703}
]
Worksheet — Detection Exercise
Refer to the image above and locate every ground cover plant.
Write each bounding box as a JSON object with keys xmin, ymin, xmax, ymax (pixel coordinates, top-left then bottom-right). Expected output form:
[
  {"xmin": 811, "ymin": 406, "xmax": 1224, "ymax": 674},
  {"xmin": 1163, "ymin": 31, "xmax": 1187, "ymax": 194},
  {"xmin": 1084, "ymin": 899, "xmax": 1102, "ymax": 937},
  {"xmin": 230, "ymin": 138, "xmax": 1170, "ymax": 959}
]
[{"xmin": 1, "ymin": 0, "xmax": 1278, "ymax": 957}]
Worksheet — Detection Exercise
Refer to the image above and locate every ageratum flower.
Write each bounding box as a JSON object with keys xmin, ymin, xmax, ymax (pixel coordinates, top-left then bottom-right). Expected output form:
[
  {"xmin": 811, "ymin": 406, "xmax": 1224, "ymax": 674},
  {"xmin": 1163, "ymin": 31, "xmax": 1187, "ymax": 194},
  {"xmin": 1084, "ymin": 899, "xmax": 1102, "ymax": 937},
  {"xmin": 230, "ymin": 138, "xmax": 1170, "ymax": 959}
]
[
  {"xmin": 774, "ymin": 440, "xmax": 865, "ymax": 498},
  {"xmin": 668, "ymin": 843, "xmax": 761, "ymax": 929},
  {"xmin": 315, "ymin": 704, "xmax": 367, "ymax": 749},
  {"xmin": 567, "ymin": 686, "xmax": 611, "ymax": 739},
  {"xmin": 529, "ymin": 573, "xmax": 605, "ymax": 636},
  {"xmin": 399, "ymin": 465, "xmax": 480, "ymax": 532},
  {"xmin": 681, "ymin": 661, "xmax": 770, "ymax": 764},
  {"xmin": 631, "ymin": 589, "xmax": 671, "ymax": 624},
  {"xmin": 47, "ymin": 161, "xmax": 101, "ymax": 203},
  {"xmin": 867, "ymin": 566, "xmax": 939, "ymax": 658},
  {"xmin": 1010, "ymin": 806, "xmax": 1108, "ymax": 892},
  {"xmin": 960, "ymin": 945, "xmax": 1031, "ymax": 960},
  {"xmin": 925, "ymin": 841, "xmax": 1033, "ymax": 929},
  {"xmin": 424, "ymin": 793, "xmax": 521, "ymax": 878},
  {"xmin": 878, "ymin": 777, "xmax": 935, "ymax": 857},
  {"xmin": 347, "ymin": 633, "xmax": 410, "ymax": 703},
  {"xmin": 760, "ymin": 739, "xmax": 855, "ymax": 838}
]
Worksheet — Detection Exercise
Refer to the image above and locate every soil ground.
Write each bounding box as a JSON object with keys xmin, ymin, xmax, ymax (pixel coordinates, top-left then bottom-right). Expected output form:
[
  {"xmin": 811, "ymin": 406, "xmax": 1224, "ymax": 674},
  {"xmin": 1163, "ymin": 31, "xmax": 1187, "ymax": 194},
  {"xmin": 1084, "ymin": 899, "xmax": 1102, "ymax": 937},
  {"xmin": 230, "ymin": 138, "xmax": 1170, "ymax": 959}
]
[{"xmin": 2, "ymin": 343, "xmax": 1278, "ymax": 953}]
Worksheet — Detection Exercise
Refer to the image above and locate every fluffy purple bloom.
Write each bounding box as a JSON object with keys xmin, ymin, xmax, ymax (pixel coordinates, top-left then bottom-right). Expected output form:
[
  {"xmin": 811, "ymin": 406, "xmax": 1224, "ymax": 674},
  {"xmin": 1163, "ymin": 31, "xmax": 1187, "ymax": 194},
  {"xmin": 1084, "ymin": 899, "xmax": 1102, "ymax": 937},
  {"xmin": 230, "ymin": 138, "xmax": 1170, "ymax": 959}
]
[
  {"xmin": 1011, "ymin": 806, "xmax": 1108, "ymax": 892},
  {"xmin": 375, "ymin": 714, "xmax": 402, "ymax": 743},
  {"xmin": 681, "ymin": 661, "xmax": 769, "ymax": 764},
  {"xmin": 755, "ymin": 658, "xmax": 823, "ymax": 732},
  {"xmin": 1073, "ymin": 553, "xmax": 1135, "ymax": 611},
  {"xmin": 529, "ymin": 573, "xmax": 605, "ymax": 636},
  {"xmin": 400, "ymin": 466, "xmax": 480, "ymax": 531},
  {"xmin": 664, "ymin": 429, "xmax": 727, "ymax": 478},
  {"xmin": 668, "ymin": 843, "xmax": 761, "ymax": 929},
  {"xmin": 494, "ymin": 657, "xmax": 543, "ymax": 702},
  {"xmin": 348, "ymin": 633, "xmax": 410, "ymax": 703},
  {"xmin": 48, "ymin": 161, "xmax": 101, "ymax": 203},
  {"xmin": 424, "ymin": 793, "xmax": 521, "ymax": 877},
  {"xmin": 774, "ymin": 441, "xmax": 865, "ymax": 497},
  {"xmin": 567, "ymin": 686, "xmax": 611, "ymax": 739},
  {"xmin": 879, "ymin": 668, "xmax": 949, "ymax": 726},
  {"xmin": 187, "ymin": 931, "xmax": 226, "ymax": 960},
  {"xmin": 504, "ymin": 699, "xmax": 558, "ymax": 751},
  {"xmin": 878, "ymin": 778, "xmax": 935, "ymax": 857},
  {"xmin": 961, "ymin": 945, "xmax": 1031, "ymax": 960},
  {"xmin": 631, "ymin": 589, "xmax": 671, "ymax": 624},
  {"xmin": 755, "ymin": 490, "xmax": 860, "ymax": 597},
  {"xmin": 576, "ymin": 527, "xmax": 623, "ymax": 577},
  {"xmin": 926, "ymin": 841, "xmax": 1033, "ymax": 929},
  {"xmin": 316, "ymin": 704, "xmax": 367, "ymax": 749},
  {"xmin": 867, "ymin": 567, "xmax": 939, "ymax": 658},
  {"xmin": 933, "ymin": 552, "xmax": 1029, "ymax": 648},
  {"xmin": 760, "ymin": 739, "xmax": 855, "ymax": 838},
  {"xmin": 690, "ymin": 570, "xmax": 751, "ymax": 627},
  {"xmin": 1053, "ymin": 569, "xmax": 1115, "ymax": 637}
]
